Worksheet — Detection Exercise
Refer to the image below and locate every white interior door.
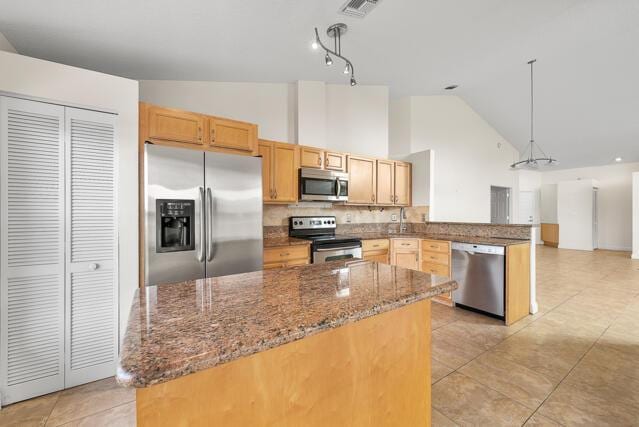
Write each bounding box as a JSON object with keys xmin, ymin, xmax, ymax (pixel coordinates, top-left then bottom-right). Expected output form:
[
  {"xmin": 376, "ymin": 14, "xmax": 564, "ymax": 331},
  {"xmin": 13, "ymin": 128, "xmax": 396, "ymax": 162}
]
[
  {"xmin": 0, "ymin": 97, "xmax": 66, "ymax": 404},
  {"xmin": 64, "ymin": 107, "xmax": 118, "ymax": 387},
  {"xmin": 519, "ymin": 191, "xmax": 538, "ymax": 224},
  {"xmin": 491, "ymin": 186, "xmax": 510, "ymax": 224}
]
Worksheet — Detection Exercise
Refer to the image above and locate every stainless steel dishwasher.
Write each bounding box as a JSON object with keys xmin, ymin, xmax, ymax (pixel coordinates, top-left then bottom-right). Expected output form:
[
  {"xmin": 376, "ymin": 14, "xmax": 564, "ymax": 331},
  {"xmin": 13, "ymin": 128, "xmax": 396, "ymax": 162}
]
[{"xmin": 451, "ymin": 242, "xmax": 505, "ymax": 319}]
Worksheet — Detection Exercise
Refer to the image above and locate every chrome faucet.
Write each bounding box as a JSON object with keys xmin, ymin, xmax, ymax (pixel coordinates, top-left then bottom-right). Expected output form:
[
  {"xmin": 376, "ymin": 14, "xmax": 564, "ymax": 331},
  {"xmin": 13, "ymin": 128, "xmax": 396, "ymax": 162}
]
[{"xmin": 399, "ymin": 207, "xmax": 407, "ymax": 233}]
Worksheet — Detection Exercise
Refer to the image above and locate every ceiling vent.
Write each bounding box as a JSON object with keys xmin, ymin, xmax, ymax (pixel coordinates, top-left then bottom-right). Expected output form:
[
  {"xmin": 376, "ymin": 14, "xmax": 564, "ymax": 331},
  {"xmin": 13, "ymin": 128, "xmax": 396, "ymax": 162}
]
[{"xmin": 339, "ymin": 0, "xmax": 382, "ymax": 18}]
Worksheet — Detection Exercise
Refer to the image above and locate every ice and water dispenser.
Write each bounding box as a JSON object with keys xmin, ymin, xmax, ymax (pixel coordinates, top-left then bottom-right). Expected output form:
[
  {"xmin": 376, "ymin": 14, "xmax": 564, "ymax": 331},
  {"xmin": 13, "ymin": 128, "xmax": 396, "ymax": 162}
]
[{"xmin": 155, "ymin": 199, "xmax": 195, "ymax": 252}]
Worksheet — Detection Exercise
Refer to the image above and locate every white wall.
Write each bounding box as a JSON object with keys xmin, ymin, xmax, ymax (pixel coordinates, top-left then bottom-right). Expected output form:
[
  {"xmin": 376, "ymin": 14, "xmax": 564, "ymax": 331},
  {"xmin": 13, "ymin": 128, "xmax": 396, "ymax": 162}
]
[
  {"xmin": 297, "ymin": 81, "xmax": 325, "ymax": 147},
  {"xmin": 540, "ymin": 184, "xmax": 558, "ymax": 223},
  {"xmin": 389, "ymin": 95, "xmax": 520, "ymax": 223},
  {"xmin": 0, "ymin": 32, "xmax": 16, "ymax": 53},
  {"xmin": 557, "ymin": 180, "xmax": 597, "ymax": 251},
  {"xmin": 632, "ymin": 173, "xmax": 639, "ymax": 259},
  {"xmin": 543, "ymin": 163, "xmax": 639, "ymax": 251},
  {"xmin": 325, "ymin": 84, "xmax": 389, "ymax": 158},
  {"xmin": 0, "ymin": 51, "xmax": 139, "ymax": 343}
]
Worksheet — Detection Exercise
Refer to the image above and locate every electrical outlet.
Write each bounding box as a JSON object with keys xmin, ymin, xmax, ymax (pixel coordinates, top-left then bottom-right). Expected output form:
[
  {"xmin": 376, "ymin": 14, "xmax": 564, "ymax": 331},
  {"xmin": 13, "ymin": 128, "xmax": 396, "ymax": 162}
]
[
  {"xmin": 391, "ymin": 214, "xmax": 398, "ymax": 222},
  {"xmin": 345, "ymin": 213, "xmax": 352, "ymax": 223}
]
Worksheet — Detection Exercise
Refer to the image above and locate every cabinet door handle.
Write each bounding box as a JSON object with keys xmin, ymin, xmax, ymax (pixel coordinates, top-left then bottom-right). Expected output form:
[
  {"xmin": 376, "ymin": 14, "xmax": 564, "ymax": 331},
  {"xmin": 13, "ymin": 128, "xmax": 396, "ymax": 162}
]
[
  {"xmin": 274, "ymin": 189, "xmax": 278, "ymax": 199},
  {"xmin": 373, "ymin": 244, "xmax": 380, "ymax": 248},
  {"xmin": 372, "ymin": 194, "xmax": 376, "ymax": 202},
  {"xmin": 210, "ymin": 128, "xmax": 216, "ymax": 142},
  {"xmin": 88, "ymin": 263, "xmax": 99, "ymax": 271},
  {"xmin": 317, "ymin": 157, "xmax": 321, "ymax": 166},
  {"xmin": 197, "ymin": 126, "xmax": 203, "ymax": 141},
  {"xmin": 280, "ymin": 252, "xmax": 290, "ymax": 257}
]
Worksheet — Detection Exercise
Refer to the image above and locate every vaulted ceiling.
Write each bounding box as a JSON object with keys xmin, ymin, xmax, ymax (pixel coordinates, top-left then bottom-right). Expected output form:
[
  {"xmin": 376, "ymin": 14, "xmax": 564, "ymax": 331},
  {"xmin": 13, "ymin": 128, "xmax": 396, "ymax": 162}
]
[{"xmin": 1, "ymin": 0, "xmax": 637, "ymax": 169}]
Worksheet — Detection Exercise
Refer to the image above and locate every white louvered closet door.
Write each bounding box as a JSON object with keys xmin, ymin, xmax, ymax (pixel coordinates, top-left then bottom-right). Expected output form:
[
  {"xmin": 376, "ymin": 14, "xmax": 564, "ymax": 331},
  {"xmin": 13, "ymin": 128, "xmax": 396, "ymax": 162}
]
[
  {"xmin": 64, "ymin": 107, "xmax": 117, "ymax": 387},
  {"xmin": 0, "ymin": 97, "xmax": 66, "ymax": 404}
]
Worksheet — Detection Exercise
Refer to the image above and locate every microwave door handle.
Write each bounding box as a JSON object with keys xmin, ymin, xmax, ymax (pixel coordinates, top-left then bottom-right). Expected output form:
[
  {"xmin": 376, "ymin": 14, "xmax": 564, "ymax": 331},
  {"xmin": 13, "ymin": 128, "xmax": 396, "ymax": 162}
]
[
  {"xmin": 197, "ymin": 187, "xmax": 205, "ymax": 262},
  {"xmin": 336, "ymin": 178, "xmax": 341, "ymax": 197},
  {"xmin": 206, "ymin": 187, "xmax": 214, "ymax": 262}
]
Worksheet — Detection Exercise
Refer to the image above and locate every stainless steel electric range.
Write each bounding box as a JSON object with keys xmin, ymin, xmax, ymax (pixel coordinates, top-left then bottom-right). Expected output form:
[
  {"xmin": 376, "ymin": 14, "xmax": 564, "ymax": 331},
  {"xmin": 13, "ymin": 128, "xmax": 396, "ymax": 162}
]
[{"xmin": 289, "ymin": 216, "xmax": 362, "ymax": 264}]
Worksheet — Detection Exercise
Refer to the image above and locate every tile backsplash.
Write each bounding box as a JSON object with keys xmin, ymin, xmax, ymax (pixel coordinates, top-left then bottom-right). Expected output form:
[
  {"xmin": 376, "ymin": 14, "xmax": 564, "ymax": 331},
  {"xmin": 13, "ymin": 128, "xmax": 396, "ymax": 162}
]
[{"xmin": 263, "ymin": 204, "xmax": 429, "ymax": 226}]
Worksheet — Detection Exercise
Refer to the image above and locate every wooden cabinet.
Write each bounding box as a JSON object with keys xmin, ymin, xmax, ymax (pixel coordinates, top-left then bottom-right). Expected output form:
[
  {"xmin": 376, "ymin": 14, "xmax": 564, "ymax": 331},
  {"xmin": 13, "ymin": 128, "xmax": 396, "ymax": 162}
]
[
  {"xmin": 209, "ymin": 117, "xmax": 257, "ymax": 155},
  {"xmin": 348, "ymin": 155, "xmax": 377, "ymax": 204},
  {"xmin": 391, "ymin": 239, "xmax": 420, "ymax": 270},
  {"xmin": 394, "ymin": 161, "xmax": 411, "ymax": 206},
  {"xmin": 376, "ymin": 160, "xmax": 395, "ymax": 205},
  {"xmin": 263, "ymin": 245, "xmax": 310, "ymax": 270},
  {"xmin": 541, "ymin": 223, "xmax": 559, "ymax": 247},
  {"xmin": 300, "ymin": 146, "xmax": 324, "ymax": 169},
  {"xmin": 147, "ymin": 105, "xmax": 205, "ymax": 145},
  {"xmin": 505, "ymin": 243, "xmax": 531, "ymax": 325},
  {"xmin": 362, "ymin": 239, "xmax": 390, "ymax": 264},
  {"xmin": 420, "ymin": 239, "xmax": 452, "ymax": 306},
  {"xmin": 325, "ymin": 151, "xmax": 346, "ymax": 171},
  {"xmin": 259, "ymin": 140, "xmax": 299, "ymax": 203},
  {"xmin": 140, "ymin": 103, "xmax": 258, "ymax": 156}
]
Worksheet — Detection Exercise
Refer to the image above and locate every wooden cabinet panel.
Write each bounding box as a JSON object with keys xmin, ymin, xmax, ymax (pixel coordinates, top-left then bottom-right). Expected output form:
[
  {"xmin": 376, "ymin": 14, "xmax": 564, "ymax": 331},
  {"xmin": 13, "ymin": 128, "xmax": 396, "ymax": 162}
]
[
  {"xmin": 362, "ymin": 239, "xmax": 390, "ymax": 252},
  {"xmin": 364, "ymin": 253, "xmax": 389, "ymax": 264},
  {"xmin": 300, "ymin": 146, "xmax": 324, "ymax": 169},
  {"xmin": 392, "ymin": 239, "xmax": 419, "ymax": 250},
  {"xmin": 506, "ymin": 243, "xmax": 531, "ymax": 325},
  {"xmin": 259, "ymin": 140, "xmax": 299, "ymax": 204},
  {"xmin": 263, "ymin": 245, "xmax": 310, "ymax": 264},
  {"xmin": 421, "ymin": 251, "xmax": 449, "ymax": 265},
  {"xmin": 258, "ymin": 141, "xmax": 273, "ymax": 202},
  {"xmin": 392, "ymin": 250, "xmax": 419, "ymax": 270},
  {"xmin": 421, "ymin": 240, "xmax": 450, "ymax": 254},
  {"xmin": 394, "ymin": 161, "xmax": 411, "ymax": 206},
  {"xmin": 348, "ymin": 156, "xmax": 376, "ymax": 204},
  {"xmin": 376, "ymin": 160, "xmax": 395, "ymax": 205},
  {"xmin": 420, "ymin": 262, "xmax": 449, "ymax": 277},
  {"xmin": 541, "ymin": 223, "xmax": 559, "ymax": 247},
  {"xmin": 209, "ymin": 118, "xmax": 257, "ymax": 154},
  {"xmin": 147, "ymin": 106, "xmax": 205, "ymax": 145},
  {"xmin": 272, "ymin": 143, "xmax": 298, "ymax": 202},
  {"xmin": 325, "ymin": 152, "xmax": 346, "ymax": 171}
]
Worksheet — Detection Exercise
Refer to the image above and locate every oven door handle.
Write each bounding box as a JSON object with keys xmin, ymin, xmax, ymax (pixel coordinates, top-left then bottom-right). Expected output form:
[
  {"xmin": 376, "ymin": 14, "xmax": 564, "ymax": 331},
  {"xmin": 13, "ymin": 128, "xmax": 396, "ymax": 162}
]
[{"xmin": 315, "ymin": 246, "xmax": 360, "ymax": 252}]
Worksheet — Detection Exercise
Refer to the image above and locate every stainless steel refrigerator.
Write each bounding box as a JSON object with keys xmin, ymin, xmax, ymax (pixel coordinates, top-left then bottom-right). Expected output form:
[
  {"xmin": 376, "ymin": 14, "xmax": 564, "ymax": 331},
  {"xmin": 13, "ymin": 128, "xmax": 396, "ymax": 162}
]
[{"xmin": 144, "ymin": 144, "xmax": 263, "ymax": 285}]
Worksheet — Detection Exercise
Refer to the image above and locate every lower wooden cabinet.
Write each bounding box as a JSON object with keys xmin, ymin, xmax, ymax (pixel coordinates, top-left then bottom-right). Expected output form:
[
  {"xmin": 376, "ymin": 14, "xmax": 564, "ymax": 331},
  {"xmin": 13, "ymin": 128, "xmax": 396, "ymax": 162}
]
[
  {"xmin": 390, "ymin": 239, "xmax": 420, "ymax": 270},
  {"xmin": 541, "ymin": 223, "xmax": 559, "ymax": 247},
  {"xmin": 420, "ymin": 239, "xmax": 452, "ymax": 306},
  {"xmin": 263, "ymin": 245, "xmax": 310, "ymax": 270},
  {"xmin": 362, "ymin": 239, "xmax": 390, "ymax": 264}
]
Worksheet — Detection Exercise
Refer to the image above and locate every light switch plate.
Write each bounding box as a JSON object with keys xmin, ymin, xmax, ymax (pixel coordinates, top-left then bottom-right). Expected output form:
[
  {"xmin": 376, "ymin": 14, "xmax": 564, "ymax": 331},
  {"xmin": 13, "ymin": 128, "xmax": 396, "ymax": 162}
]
[
  {"xmin": 391, "ymin": 214, "xmax": 398, "ymax": 222},
  {"xmin": 345, "ymin": 213, "xmax": 352, "ymax": 223}
]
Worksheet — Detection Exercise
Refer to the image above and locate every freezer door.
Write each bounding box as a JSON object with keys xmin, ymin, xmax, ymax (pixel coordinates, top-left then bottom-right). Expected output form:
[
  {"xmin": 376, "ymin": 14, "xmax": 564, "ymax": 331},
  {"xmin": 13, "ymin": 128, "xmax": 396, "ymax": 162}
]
[
  {"xmin": 205, "ymin": 152, "xmax": 263, "ymax": 277},
  {"xmin": 145, "ymin": 144, "xmax": 205, "ymax": 285}
]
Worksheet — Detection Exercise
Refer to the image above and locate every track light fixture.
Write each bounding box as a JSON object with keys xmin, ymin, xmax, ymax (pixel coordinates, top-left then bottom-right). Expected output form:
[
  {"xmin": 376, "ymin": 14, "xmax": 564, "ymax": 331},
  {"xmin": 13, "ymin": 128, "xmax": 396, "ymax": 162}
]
[{"xmin": 312, "ymin": 23, "xmax": 357, "ymax": 86}]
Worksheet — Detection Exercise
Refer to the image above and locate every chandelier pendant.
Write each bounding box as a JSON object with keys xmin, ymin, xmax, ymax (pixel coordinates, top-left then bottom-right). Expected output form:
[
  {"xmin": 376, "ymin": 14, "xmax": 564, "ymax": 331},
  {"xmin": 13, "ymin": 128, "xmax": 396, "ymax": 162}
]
[
  {"xmin": 510, "ymin": 59, "xmax": 558, "ymax": 169},
  {"xmin": 312, "ymin": 23, "xmax": 357, "ymax": 86}
]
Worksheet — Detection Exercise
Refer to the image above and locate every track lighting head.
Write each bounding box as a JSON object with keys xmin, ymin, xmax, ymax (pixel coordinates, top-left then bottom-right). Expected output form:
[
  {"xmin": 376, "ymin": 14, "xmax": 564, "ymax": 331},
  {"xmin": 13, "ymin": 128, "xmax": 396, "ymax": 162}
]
[
  {"xmin": 325, "ymin": 53, "xmax": 333, "ymax": 66},
  {"xmin": 350, "ymin": 76, "xmax": 357, "ymax": 86},
  {"xmin": 311, "ymin": 39, "xmax": 319, "ymax": 50},
  {"xmin": 343, "ymin": 63, "xmax": 351, "ymax": 74}
]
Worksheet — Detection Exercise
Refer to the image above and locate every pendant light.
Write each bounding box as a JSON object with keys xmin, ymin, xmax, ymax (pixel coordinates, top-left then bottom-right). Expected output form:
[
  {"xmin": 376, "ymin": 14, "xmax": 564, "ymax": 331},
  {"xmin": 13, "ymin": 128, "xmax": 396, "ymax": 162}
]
[{"xmin": 510, "ymin": 59, "xmax": 558, "ymax": 169}]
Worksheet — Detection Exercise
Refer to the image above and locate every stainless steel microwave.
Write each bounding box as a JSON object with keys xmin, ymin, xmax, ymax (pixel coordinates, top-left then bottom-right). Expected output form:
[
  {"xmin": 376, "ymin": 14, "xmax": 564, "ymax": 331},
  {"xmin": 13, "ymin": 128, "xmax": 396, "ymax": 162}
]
[{"xmin": 299, "ymin": 168, "xmax": 348, "ymax": 202}]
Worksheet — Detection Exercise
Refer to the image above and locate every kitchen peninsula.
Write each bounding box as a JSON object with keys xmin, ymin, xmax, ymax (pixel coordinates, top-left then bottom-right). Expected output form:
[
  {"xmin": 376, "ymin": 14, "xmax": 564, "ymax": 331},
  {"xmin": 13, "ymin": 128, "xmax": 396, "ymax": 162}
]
[{"xmin": 118, "ymin": 260, "xmax": 457, "ymax": 426}]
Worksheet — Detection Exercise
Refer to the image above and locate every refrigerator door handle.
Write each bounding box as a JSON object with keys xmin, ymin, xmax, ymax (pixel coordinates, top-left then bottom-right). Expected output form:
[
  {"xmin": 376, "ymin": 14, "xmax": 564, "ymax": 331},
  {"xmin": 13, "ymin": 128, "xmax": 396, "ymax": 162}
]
[
  {"xmin": 206, "ymin": 187, "xmax": 214, "ymax": 262},
  {"xmin": 197, "ymin": 187, "xmax": 205, "ymax": 262}
]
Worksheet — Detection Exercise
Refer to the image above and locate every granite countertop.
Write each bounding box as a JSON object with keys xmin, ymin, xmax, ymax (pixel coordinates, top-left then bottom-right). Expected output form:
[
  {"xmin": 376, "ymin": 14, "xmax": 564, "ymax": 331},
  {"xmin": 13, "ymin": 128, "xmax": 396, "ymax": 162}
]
[
  {"xmin": 351, "ymin": 232, "xmax": 529, "ymax": 247},
  {"xmin": 263, "ymin": 236, "xmax": 311, "ymax": 248},
  {"xmin": 117, "ymin": 260, "xmax": 457, "ymax": 388}
]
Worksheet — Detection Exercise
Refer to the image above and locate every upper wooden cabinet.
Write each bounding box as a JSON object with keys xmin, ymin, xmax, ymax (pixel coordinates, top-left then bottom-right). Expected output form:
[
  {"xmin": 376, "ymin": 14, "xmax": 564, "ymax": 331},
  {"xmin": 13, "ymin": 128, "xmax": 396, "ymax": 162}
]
[
  {"xmin": 394, "ymin": 161, "xmax": 411, "ymax": 206},
  {"xmin": 376, "ymin": 160, "xmax": 395, "ymax": 205},
  {"xmin": 300, "ymin": 146, "xmax": 324, "ymax": 169},
  {"xmin": 348, "ymin": 155, "xmax": 377, "ymax": 204},
  {"xmin": 209, "ymin": 117, "xmax": 257, "ymax": 155},
  {"xmin": 140, "ymin": 103, "xmax": 258, "ymax": 156},
  {"xmin": 259, "ymin": 139, "xmax": 299, "ymax": 203},
  {"xmin": 325, "ymin": 151, "xmax": 346, "ymax": 172},
  {"xmin": 147, "ymin": 105, "xmax": 205, "ymax": 145}
]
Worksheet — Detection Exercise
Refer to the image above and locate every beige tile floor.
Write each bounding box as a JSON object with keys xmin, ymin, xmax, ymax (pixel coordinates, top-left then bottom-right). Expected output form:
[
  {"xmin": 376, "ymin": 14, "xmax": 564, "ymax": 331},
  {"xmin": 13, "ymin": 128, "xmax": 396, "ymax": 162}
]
[{"xmin": 2, "ymin": 246, "xmax": 637, "ymax": 426}]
